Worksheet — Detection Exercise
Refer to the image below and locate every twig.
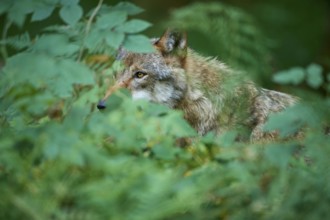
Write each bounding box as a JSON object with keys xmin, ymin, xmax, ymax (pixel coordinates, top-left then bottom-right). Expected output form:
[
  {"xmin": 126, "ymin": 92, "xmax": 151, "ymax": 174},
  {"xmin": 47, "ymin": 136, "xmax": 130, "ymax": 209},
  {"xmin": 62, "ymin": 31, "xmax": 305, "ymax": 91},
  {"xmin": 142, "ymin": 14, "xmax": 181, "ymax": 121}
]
[
  {"xmin": 77, "ymin": 0, "xmax": 104, "ymax": 61},
  {"xmin": 85, "ymin": 0, "xmax": 104, "ymax": 35}
]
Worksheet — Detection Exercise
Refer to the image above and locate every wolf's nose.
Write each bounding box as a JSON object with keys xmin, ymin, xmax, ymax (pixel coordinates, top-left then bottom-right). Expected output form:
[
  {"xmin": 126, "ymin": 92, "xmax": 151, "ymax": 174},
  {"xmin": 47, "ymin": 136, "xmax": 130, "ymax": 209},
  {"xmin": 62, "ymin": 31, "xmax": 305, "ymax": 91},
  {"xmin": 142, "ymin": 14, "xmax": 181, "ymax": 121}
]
[{"xmin": 97, "ymin": 100, "xmax": 106, "ymax": 110}]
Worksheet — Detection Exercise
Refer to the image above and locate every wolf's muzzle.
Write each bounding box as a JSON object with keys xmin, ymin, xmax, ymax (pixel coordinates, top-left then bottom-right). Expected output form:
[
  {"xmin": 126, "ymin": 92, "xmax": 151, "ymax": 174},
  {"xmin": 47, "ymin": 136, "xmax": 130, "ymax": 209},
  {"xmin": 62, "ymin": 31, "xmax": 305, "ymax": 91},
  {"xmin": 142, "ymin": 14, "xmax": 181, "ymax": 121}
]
[{"xmin": 96, "ymin": 80, "xmax": 130, "ymax": 110}]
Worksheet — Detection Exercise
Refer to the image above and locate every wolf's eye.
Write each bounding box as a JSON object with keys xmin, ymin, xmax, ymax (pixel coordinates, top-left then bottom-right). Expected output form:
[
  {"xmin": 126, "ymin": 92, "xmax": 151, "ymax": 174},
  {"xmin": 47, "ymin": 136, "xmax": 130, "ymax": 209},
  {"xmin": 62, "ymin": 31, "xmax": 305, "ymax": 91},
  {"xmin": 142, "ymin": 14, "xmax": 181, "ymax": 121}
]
[{"xmin": 134, "ymin": 71, "xmax": 147, "ymax": 79}]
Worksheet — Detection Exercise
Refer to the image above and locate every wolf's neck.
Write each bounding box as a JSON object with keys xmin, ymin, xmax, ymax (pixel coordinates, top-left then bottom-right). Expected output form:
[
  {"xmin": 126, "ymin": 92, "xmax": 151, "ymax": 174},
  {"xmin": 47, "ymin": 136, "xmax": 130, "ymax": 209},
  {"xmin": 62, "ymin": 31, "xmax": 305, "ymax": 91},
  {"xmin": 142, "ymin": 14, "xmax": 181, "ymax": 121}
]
[
  {"xmin": 185, "ymin": 49, "xmax": 230, "ymax": 79},
  {"xmin": 176, "ymin": 87, "xmax": 219, "ymax": 135}
]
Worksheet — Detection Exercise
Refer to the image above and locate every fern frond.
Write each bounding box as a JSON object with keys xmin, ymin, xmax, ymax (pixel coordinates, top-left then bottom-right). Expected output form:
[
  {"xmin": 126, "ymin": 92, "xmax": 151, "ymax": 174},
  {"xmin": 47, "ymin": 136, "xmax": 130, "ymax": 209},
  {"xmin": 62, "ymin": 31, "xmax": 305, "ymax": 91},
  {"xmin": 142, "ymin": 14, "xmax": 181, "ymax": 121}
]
[
  {"xmin": 165, "ymin": 2, "xmax": 272, "ymax": 84},
  {"xmin": 0, "ymin": 32, "xmax": 31, "ymax": 50}
]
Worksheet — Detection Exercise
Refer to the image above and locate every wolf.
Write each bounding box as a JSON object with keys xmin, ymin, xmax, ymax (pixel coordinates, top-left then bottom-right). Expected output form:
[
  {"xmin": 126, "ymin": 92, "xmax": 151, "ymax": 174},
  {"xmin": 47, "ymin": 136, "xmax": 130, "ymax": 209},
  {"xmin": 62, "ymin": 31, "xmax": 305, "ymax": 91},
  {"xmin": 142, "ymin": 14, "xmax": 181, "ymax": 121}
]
[{"xmin": 97, "ymin": 30, "xmax": 297, "ymax": 141}]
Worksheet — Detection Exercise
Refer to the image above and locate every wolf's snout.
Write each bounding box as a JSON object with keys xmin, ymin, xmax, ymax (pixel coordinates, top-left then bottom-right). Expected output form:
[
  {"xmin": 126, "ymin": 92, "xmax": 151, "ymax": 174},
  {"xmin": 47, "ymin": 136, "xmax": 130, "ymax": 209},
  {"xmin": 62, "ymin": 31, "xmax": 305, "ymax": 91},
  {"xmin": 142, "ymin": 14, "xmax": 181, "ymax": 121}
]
[
  {"xmin": 97, "ymin": 100, "xmax": 106, "ymax": 110},
  {"xmin": 97, "ymin": 81, "xmax": 129, "ymax": 111}
]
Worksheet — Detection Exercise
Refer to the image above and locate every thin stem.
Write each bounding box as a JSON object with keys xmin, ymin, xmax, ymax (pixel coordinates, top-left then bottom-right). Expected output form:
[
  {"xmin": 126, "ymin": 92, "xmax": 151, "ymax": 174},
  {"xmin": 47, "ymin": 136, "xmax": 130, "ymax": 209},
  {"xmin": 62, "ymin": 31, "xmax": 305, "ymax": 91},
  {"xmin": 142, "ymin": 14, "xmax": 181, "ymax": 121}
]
[
  {"xmin": 77, "ymin": 0, "xmax": 104, "ymax": 61},
  {"xmin": 85, "ymin": 0, "xmax": 104, "ymax": 35},
  {"xmin": 1, "ymin": 21, "xmax": 12, "ymax": 61}
]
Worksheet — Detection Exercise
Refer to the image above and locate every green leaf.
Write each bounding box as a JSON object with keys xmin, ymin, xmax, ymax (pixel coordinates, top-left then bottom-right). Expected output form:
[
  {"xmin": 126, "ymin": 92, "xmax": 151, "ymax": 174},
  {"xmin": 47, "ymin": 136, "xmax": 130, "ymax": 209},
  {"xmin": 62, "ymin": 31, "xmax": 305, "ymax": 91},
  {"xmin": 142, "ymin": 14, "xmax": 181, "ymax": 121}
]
[
  {"xmin": 42, "ymin": 122, "xmax": 85, "ymax": 166},
  {"xmin": 215, "ymin": 131, "xmax": 238, "ymax": 147},
  {"xmin": 115, "ymin": 19, "xmax": 151, "ymax": 33},
  {"xmin": 153, "ymin": 145, "xmax": 176, "ymax": 160},
  {"xmin": 273, "ymin": 67, "xmax": 305, "ymax": 85},
  {"xmin": 105, "ymin": 31, "xmax": 125, "ymax": 49},
  {"xmin": 112, "ymin": 2, "xmax": 144, "ymax": 15},
  {"xmin": 0, "ymin": 0, "xmax": 12, "ymax": 15},
  {"xmin": 215, "ymin": 148, "xmax": 240, "ymax": 162},
  {"xmin": 50, "ymin": 59, "xmax": 94, "ymax": 97},
  {"xmin": 2, "ymin": 52, "xmax": 94, "ymax": 99},
  {"xmin": 306, "ymin": 63, "xmax": 323, "ymax": 89},
  {"xmin": 14, "ymin": 91, "xmax": 56, "ymax": 116},
  {"xmin": 57, "ymin": 59, "xmax": 95, "ymax": 85},
  {"xmin": 123, "ymin": 35, "xmax": 155, "ymax": 53},
  {"xmin": 161, "ymin": 113, "xmax": 196, "ymax": 138},
  {"xmin": 84, "ymin": 28, "xmax": 104, "ymax": 50},
  {"xmin": 143, "ymin": 102, "xmax": 170, "ymax": 117},
  {"xmin": 96, "ymin": 11, "xmax": 127, "ymax": 30},
  {"xmin": 59, "ymin": 4, "xmax": 83, "ymax": 26},
  {"xmin": 263, "ymin": 104, "xmax": 320, "ymax": 138},
  {"xmin": 31, "ymin": 6, "xmax": 55, "ymax": 21},
  {"xmin": 201, "ymin": 132, "xmax": 216, "ymax": 145},
  {"xmin": 103, "ymin": 89, "xmax": 126, "ymax": 112},
  {"xmin": 7, "ymin": 1, "xmax": 34, "ymax": 27},
  {"xmin": 2, "ymin": 53, "xmax": 57, "ymax": 88},
  {"xmin": 60, "ymin": 0, "xmax": 79, "ymax": 6},
  {"xmin": 264, "ymin": 144, "xmax": 295, "ymax": 168},
  {"xmin": 30, "ymin": 34, "xmax": 80, "ymax": 56}
]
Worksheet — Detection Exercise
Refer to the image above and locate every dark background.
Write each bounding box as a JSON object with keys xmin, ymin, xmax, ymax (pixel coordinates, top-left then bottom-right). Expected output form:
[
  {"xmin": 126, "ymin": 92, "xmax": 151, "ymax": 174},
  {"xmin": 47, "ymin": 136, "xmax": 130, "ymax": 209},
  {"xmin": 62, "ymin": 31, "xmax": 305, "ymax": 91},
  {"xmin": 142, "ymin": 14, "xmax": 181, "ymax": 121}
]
[{"xmin": 131, "ymin": 0, "xmax": 330, "ymax": 71}]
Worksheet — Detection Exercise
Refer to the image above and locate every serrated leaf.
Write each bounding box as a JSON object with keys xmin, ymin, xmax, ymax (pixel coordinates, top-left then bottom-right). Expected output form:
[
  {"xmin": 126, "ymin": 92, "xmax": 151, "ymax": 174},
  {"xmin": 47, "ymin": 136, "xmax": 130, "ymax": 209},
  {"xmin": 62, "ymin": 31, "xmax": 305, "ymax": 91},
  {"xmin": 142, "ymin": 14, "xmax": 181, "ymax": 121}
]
[
  {"xmin": 84, "ymin": 28, "xmax": 104, "ymax": 50},
  {"xmin": 1, "ymin": 32, "xmax": 31, "ymax": 50},
  {"xmin": 30, "ymin": 34, "xmax": 79, "ymax": 56},
  {"xmin": 52, "ymin": 60, "xmax": 94, "ymax": 98},
  {"xmin": 31, "ymin": 6, "xmax": 55, "ymax": 21},
  {"xmin": 115, "ymin": 19, "xmax": 151, "ymax": 33},
  {"xmin": 273, "ymin": 67, "xmax": 305, "ymax": 85},
  {"xmin": 2, "ymin": 53, "xmax": 57, "ymax": 88},
  {"xmin": 4, "ymin": 52, "xmax": 94, "ymax": 98},
  {"xmin": 306, "ymin": 63, "xmax": 323, "ymax": 89},
  {"xmin": 105, "ymin": 31, "xmax": 125, "ymax": 49},
  {"xmin": 112, "ymin": 2, "xmax": 144, "ymax": 15},
  {"xmin": 123, "ymin": 35, "xmax": 154, "ymax": 53},
  {"xmin": 57, "ymin": 59, "xmax": 94, "ymax": 85},
  {"xmin": 96, "ymin": 11, "xmax": 127, "ymax": 30},
  {"xmin": 59, "ymin": 4, "xmax": 83, "ymax": 26}
]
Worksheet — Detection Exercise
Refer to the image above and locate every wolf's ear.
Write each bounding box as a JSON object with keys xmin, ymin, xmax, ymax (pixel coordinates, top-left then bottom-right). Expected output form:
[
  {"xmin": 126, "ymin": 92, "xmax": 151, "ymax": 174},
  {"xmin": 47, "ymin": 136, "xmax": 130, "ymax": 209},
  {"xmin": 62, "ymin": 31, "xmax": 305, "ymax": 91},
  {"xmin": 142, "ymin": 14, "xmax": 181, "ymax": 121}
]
[{"xmin": 154, "ymin": 29, "xmax": 187, "ymax": 58}]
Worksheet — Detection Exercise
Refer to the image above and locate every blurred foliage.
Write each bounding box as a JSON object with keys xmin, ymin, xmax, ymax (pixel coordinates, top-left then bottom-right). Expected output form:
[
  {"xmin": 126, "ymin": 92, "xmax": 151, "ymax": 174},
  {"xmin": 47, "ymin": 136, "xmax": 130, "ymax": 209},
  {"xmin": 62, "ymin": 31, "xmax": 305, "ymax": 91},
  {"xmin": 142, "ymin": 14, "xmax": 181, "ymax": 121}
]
[
  {"xmin": 164, "ymin": 2, "xmax": 272, "ymax": 84},
  {"xmin": 246, "ymin": 0, "xmax": 329, "ymax": 69},
  {"xmin": 1, "ymin": 0, "xmax": 330, "ymax": 220},
  {"xmin": 133, "ymin": 0, "xmax": 330, "ymax": 86}
]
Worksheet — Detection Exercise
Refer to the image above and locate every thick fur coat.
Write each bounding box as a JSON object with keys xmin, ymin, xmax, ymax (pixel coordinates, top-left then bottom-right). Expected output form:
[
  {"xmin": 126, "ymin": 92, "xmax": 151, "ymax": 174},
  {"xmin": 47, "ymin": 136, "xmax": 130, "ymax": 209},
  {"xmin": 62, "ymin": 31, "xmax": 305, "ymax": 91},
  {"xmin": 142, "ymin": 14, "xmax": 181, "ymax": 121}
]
[{"xmin": 98, "ymin": 30, "xmax": 297, "ymax": 141}]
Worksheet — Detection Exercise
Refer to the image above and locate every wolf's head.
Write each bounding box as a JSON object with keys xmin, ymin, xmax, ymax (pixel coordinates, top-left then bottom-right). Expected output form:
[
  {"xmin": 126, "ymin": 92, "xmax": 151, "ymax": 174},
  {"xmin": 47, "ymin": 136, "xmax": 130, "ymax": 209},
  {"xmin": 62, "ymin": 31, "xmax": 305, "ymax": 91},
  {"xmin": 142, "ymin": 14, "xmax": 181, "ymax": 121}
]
[{"xmin": 97, "ymin": 30, "xmax": 189, "ymax": 109}]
